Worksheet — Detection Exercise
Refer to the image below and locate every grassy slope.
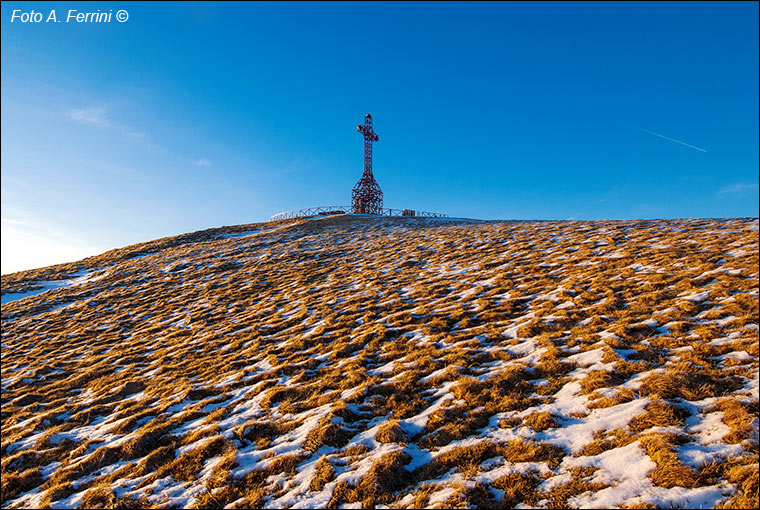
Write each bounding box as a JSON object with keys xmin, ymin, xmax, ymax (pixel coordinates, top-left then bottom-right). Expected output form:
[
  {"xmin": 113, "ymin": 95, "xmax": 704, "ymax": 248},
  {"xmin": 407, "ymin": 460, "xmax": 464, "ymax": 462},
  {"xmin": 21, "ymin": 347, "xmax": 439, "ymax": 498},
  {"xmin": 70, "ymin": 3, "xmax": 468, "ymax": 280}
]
[{"xmin": 1, "ymin": 215, "xmax": 758, "ymax": 509}]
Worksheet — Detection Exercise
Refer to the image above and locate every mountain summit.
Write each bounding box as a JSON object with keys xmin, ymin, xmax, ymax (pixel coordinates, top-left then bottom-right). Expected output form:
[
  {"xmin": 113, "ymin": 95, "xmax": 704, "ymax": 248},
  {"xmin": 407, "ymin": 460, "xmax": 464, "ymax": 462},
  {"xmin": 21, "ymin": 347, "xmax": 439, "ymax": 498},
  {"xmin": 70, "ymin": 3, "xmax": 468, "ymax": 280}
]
[{"xmin": 2, "ymin": 215, "xmax": 758, "ymax": 509}]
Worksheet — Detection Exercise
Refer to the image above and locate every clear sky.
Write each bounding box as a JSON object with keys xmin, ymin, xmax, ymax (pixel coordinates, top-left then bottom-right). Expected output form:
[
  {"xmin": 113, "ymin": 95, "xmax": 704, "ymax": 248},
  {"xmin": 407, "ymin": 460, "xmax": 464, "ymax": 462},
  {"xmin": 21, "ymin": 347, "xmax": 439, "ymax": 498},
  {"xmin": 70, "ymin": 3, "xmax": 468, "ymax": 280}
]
[{"xmin": 2, "ymin": 1, "xmax": 758, "ymax": 274}]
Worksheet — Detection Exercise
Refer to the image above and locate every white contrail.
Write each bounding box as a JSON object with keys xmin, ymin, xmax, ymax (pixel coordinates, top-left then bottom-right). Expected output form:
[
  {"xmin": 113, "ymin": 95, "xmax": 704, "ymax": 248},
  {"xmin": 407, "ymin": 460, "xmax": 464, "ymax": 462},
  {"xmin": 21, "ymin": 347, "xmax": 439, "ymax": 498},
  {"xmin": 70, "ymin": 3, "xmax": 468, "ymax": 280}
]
[{"xmin": 615, "ymin": 120, "xmax": 707, "ymax": 152}]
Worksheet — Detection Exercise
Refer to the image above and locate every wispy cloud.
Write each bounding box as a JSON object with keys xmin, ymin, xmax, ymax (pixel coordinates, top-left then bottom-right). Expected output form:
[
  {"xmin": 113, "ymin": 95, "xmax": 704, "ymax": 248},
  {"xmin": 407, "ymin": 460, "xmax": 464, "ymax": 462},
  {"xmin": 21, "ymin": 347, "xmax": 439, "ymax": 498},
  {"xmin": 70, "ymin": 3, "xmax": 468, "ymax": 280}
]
[
  {"xmin": 65, "ymin": 104, "xmax": 211, "ymax": 167},
  {"xmin": 718, "ymin": 182, "xmax": 759, "ymax": 195},
  {"xmin": 615, "ymin": 120, "xmax": 707, "ymax": 153},
  {"xmin": 193, "ymin": 158, "xmax": 213, "ymax": 167},
  {"xmin": 67, "ymin": 107, "xmax": 110, "ymax": 127},
  {"xmin": 1, "ymin": 217, "xmax": 36, "ymax": 228}
]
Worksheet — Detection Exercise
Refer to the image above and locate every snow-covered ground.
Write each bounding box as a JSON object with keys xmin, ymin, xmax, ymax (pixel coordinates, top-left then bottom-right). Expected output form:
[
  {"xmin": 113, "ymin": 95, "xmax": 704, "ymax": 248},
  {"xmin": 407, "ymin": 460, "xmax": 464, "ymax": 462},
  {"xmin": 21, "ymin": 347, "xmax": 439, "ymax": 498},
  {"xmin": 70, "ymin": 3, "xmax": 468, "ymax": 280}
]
[
  {"xmin": 0, "ymin": 269, "xmax": 105, "ymax": 305},
  {"xmin": 1, "ymin": 215, "xmax": 758, "ymax": 509}
]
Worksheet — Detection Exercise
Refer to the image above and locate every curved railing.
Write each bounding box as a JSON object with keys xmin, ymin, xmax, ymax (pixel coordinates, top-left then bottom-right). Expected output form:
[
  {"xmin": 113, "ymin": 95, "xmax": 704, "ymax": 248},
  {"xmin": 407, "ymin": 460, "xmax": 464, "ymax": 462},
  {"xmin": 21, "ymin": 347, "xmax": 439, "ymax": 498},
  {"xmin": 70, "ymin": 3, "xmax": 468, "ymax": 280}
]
[{"xmin": 269, "ymin": 206, "xmax": 449, "ymax": 222}]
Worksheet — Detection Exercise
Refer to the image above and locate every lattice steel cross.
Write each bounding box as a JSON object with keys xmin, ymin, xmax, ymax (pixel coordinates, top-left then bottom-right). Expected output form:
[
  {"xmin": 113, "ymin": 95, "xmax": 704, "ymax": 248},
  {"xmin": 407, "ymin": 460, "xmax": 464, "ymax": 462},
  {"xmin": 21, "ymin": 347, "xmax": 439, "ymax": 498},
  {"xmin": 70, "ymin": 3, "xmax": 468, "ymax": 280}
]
[{"xmin": 351, "ymin": 114, "xmax": 384, "ymax": 214}]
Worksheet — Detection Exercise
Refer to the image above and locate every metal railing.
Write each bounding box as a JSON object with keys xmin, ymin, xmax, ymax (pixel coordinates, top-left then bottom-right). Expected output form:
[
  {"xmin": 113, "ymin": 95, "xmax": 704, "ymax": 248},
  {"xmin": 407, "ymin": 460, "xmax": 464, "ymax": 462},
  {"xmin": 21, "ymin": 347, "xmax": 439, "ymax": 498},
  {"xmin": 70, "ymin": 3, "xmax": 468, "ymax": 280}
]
[{"xmin": 269, "ymin": 206, "xmax": 449, "ymax": 222}]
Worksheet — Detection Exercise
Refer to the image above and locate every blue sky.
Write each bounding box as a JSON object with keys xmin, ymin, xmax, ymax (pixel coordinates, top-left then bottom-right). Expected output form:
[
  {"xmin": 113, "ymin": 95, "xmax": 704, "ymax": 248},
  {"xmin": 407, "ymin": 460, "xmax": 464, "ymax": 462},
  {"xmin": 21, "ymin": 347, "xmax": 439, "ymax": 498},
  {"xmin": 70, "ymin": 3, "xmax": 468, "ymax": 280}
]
[{"xmin": 1, "ymin": 1, "xmax": 758, "ymax": 273}]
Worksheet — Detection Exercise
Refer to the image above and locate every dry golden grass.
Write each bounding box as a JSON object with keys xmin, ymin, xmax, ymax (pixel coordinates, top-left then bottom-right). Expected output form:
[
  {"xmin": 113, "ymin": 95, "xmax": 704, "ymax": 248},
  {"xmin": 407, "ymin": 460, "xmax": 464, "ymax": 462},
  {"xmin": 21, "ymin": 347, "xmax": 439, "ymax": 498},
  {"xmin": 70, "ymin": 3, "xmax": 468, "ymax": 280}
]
[
  {"xmin": 1, "ymin": 216, "xmax": 757, "ymax": 508},
  {"xmin": 1, "ymin": 468, "xmax": 42, "ymax": 504},
  {"xmin": 492, "ymin": 471, "xmax": 542, "ymax": 507},
  {"xmin": 639, "ymin": 433, "xmax": 696, "ymax": 488},
  {"xmin": 398, "ymin": 483, "xmax": 440, "ymax": 509},
  {"xmin": 412, "ymin": 441, "xmax": 505, "ymax": 482},
  {"xmin": 302, "ymin": 418, "xmax": 353, "ymax": 452},
  {"xmin": 577, "ymin": 428, "xmax": 637, "ymax": 457},
  {"xmin": 413, "ymin": 438, "xmax": 565, "ymax": 485},
  {"xmin": 716, "ymin": 462, "xmax": 759, "ymax": 510},
  {"xmin": 587, "ymin": 387, "xmax": 636, "ymax": 409},
  {"xmin": 628, "ymin": 397, "xmax": 690, "ymax": 433},
  {"xmin": 542, "ymin": 467, "xmax": 611, "ymax": 508},
  {"xmin": 152, "ymin": 435, "xmax": 229, "ymax": 483},
  {"xmin": 523, "ymin": 411, "xmax": 560, "ymax": 431},
  {"xmin": 579, "ymin": 370, "xmax": 625, "ymax": 394},
  {"xmin": 205, "ymin": 447, "xmax": 238, "ymax": 490},
  {"xmin": 309, "ymin": 456, "xmax": 336, "ymax": 491},
  {"xmin": 327, "ymin": 450, "xmax": 412, "ymax": 508},
  {"xmin": 711, "ymin": 398, "xmax": 758, "ymax": 444},
  {"xmin": 442, "ymin": 481, "xmax": 499, "ymax": 509},
  {"xmin": 419, "ymin": 406, "xmax": 491, "ymax": 449},
  {"xmin": 637, "ymin": 363, "xmax": 743, "ymax": 401},
  {"xmin": 375, "ymin": 420, "xmax": 407, "ymax": 444},
  {"xmin": 194, "ymin": 486, "xmax": 244, "ymax": 509}
]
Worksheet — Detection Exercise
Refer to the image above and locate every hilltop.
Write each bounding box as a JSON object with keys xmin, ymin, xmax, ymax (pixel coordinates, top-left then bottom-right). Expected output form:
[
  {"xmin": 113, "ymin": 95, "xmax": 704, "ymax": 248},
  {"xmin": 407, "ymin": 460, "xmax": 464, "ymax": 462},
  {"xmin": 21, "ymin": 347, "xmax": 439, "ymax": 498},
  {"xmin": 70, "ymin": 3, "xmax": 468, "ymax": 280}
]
[{"xmin": 1, "ymin": 215, "xmax": 758, "ymax": 509}]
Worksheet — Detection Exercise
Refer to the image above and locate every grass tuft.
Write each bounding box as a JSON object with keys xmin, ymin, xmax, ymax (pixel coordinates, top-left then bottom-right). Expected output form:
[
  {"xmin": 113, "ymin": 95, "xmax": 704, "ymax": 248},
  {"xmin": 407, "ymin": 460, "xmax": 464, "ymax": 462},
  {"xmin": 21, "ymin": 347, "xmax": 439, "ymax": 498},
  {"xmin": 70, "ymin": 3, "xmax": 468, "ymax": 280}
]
[{"xmin": 376, "ymin": 420, "xmax": 408, "ymax": 444}]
